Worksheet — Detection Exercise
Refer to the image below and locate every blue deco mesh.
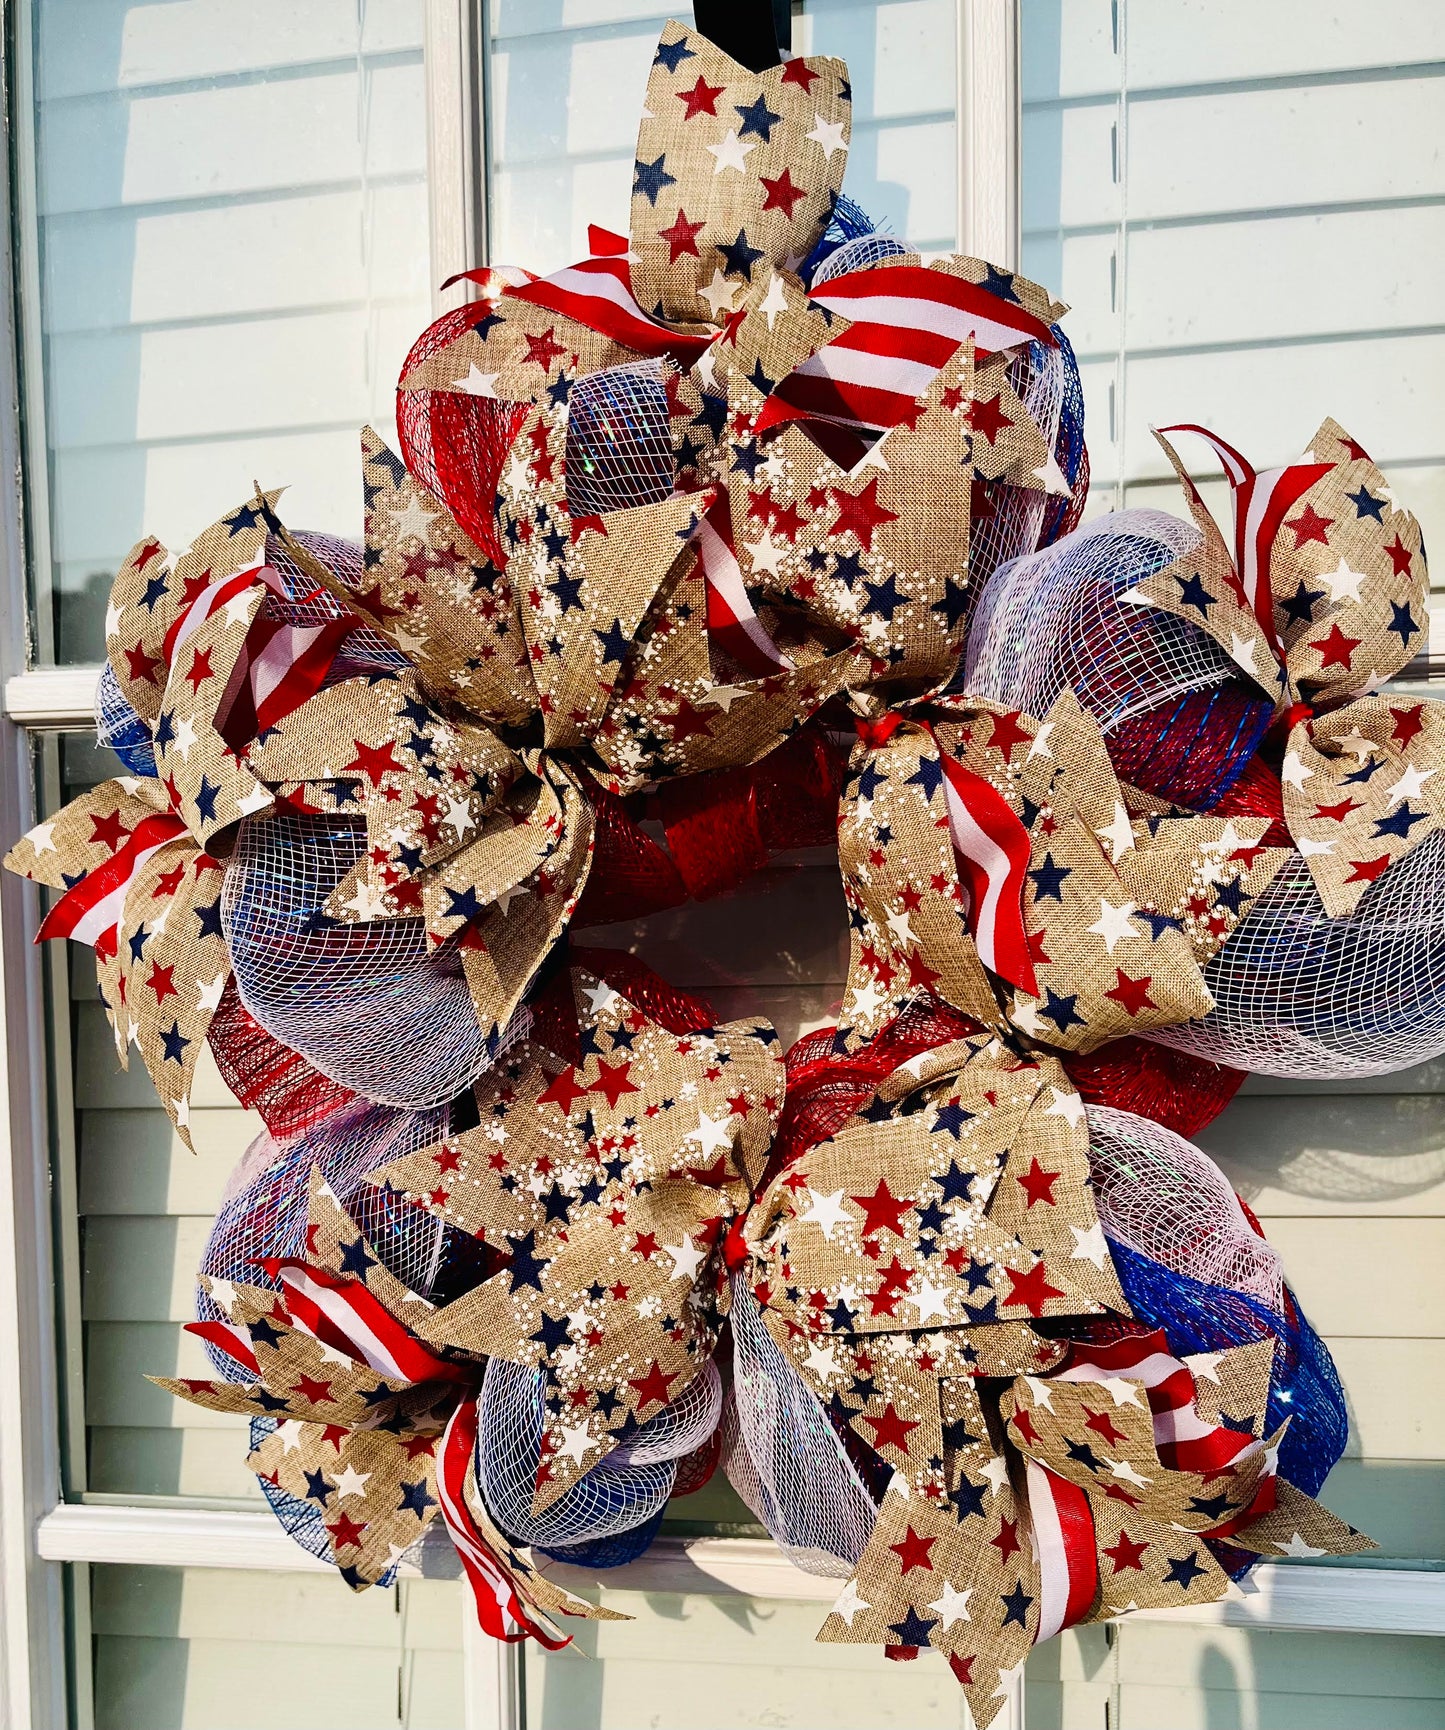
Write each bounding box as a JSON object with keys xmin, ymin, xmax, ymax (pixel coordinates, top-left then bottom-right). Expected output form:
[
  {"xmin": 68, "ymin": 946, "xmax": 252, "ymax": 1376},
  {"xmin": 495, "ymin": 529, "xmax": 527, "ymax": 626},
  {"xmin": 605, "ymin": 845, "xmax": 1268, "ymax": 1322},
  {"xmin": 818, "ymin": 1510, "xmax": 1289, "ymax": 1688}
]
[
  {"xmin": 1104, "ymin": 1236, "xmax": 1349, "ymax": 1500},
  {"xmin": 1038, "ymin": 325, "xmax": 1087, "ymax": 548},
  {"xmin": 800, "ymin": 192, "xmax": 885, "ymax": 285},
  {"xmin": 95, "ymin": 661, "xmax": 157, "ymax": 776}
]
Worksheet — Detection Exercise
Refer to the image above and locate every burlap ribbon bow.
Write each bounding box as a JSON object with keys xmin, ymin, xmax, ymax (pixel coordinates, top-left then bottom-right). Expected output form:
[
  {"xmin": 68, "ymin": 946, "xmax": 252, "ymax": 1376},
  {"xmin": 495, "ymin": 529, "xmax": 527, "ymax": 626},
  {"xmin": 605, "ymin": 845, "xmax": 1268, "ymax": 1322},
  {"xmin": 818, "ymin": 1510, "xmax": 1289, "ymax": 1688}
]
[{"xmin": 1132, "ymin": 419, "xmax": 1440, "ymax": 913}]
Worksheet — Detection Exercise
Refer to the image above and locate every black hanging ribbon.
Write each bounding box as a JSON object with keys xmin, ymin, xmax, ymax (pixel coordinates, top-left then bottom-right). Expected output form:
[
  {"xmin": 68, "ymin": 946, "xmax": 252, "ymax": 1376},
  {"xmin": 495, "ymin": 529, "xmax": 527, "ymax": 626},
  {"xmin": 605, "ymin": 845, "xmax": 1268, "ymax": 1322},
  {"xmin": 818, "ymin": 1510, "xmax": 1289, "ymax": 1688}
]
[{"xmin": 693, "ymin": 0, "xmax": 791, "ymax": 72}]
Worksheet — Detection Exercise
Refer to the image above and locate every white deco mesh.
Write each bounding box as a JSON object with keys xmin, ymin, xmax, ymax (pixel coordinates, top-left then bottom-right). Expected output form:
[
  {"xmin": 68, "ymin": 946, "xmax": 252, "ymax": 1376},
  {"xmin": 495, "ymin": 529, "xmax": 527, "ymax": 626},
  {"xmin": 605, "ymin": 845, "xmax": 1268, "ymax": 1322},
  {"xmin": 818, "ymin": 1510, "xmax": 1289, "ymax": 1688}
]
[
  {"xmin": 1148, "ymin": 829, "xmax": 1445, "ymax": 1079},
  {"xmin": 564, "ymin": 360, "xmax": 675, "ymax": 517},
  {"xmin": 965, "ymin": 340, "xmax": 1069, "ymax": 598},
  {"xmin": 1086, "ymin": 1104, "xmax": 1283, "ymax": 1306},
  {"xmin": 720, "ymin": 1274, "xmax": 877, "ymax": 1577},
  {"xmin": 809, "ymin": 232, "xmax": 912, "ymax": 286},
  {"xmin": 476, "ymin": 1356, "xmax": 721, "ymax": 1547},
  {"xmin": 964, "ymin": 507, "xmax": 1231, "ymax": 726},
  {"xmin": 264, "ymin": 529, "xmax": 410, "ymax": 677},
  {"xmin": 222, "ymin": 811, "xmax": 498, "ymax": 1107},
  {"xmin": 195, "ymin": 1100, "xmax": 450, "ymax": 1375}
]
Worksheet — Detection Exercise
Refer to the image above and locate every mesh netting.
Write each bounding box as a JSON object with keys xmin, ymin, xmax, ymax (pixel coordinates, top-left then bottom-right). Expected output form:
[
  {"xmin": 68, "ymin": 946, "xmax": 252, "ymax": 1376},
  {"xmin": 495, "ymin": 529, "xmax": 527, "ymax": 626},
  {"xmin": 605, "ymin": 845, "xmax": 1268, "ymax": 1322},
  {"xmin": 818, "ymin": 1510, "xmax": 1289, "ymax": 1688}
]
[
  {"xmin": 1148, "ymin": 829, "xmax": 1445, "ymax": 1078},
  {"xmin": 1105, "ymin": 682, "xmax": 1275, "ymax": 809},
  {"xmin": 800, "ymin": 193, "xmax": 888, "ymax": 285},
  {"xmin": 1038, "ymin": 325, "xmax": 1089, "ymax": 549},
  {"xmin": 1062, "ymin": 1036, "xmax": 1245, "ymax": 1139},
  {"xmin": 964, "ymin": 508, "xmax": 1237, "ymax": 731},
  {"xmin": 396, "ymin": 304, "xmax": 531, "ymax": 566},
  {"xmin": 564, "ymin": 361, "xmax": 676, "ymax": 519},
  {"xmin": 720, "ymin": 1275, "xmax": 877, "ymax": 1577},
  {"xmin": 195, "ymin": 1098, "xmax": 451, "ymax": 1368},
  {"xmin": 475, "ymin": 1356, "xmax": 721, "ymax": 1553},
  {"xmin": 222, "ymin": 811, "xmax": 500, "ymax": 1107},
  {"xmin": 206, "ymin": 977, "xmax": 360, "ymax": 1139},
  {"xmin": 808, "ymin": 230, "xmax": 912, "ymax": 287},
  {"xmin": 1207, "ymin": 752, "xmax": 1292, "ymax": 846},
  {"xmin": 95, "ymin": 660, "xmax": 158, "ymax": 775},
  {"xmin": 1086, "ymin": 1105, "xmax": 1284, "ymax": 1306}
]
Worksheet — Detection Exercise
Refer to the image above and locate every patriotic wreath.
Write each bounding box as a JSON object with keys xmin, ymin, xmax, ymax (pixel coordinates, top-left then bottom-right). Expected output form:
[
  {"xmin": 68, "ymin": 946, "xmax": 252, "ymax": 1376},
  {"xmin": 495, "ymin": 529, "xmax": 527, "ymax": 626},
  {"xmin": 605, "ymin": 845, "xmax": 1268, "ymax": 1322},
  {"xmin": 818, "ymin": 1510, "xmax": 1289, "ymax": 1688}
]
[{"xmin": 11, "ymin": 7, "xmax": 1440, "ymax": 1718}]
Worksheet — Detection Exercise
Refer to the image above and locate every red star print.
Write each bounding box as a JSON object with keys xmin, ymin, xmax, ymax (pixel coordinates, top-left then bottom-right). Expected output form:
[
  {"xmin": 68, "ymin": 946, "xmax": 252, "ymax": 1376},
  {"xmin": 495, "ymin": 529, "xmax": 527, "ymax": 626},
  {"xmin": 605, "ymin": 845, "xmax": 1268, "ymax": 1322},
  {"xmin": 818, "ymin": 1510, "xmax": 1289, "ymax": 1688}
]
[
  {"xmin": 631, "ymin": 1232, "xmax": 659, "ymax": 1259},
  {"xmin": 1002, "ymin": 1260, "xmax": 1065, "ymax": 1317},
  {"xmin": 522, "ymin": 327, "xmax": 568, "ymax": 371},
  {"xmin": 178, "ymin": 567, "xmax": 214, "ymax": 608},
  {"xmin": 829, "ymin": 476, "xmax": 899, "ymax": 551},
  {"xmin": 1103, "ymin": 1530, "xmax": 1150, "ymax": 1572},
  {"xmin": 1391, "ymin": 704, "xmax": 1425, "ymax": 747},
  {"xmin": 1085, "ymin": 1409, "xmax": 1129, "ymax": 1447},
  {"xmin": 849, "ymin": 1179, "xmax": 913, "ymax": 1238},
  {"xmin": 1344, "ymin": 854, "xmax": 1392, "ymax": 885},
  {"xmin": 146, "ymin": 962, "xmax": 178, "ymax": 1005},
  {"xmin": 1337, "ymin": 432, "xmax": 1371, "ymax": 461},
  {"xmin": 675, "ymin": 74, "xmax": 724, "ymax": 119},
  {"xmin": 760, "ymin": 167, "xmax": 807, "ymax": 219},
  {"xmin": 326, "ymin": 1511, "xmax": 368, "ymax": 1550},
  {"xmin": 658, "ymin": 207, "xmax": 705, "ymax": 262},
  {"xmin": 888, "ymin": 1525, "xmax": 938, "ymax": 1575},
  {"xmin": 185, "ymin": 645, "xmax": 214, "ymax": 693},
  {"xmin": 968, "ymin": 392, "xmax": 1015, "ymax": 444},
  {"xmin": 628, "ymin": 1359, "xmax": 679, "ymax": 1411},
  {"xmin": 354, "ymin": 583, "xmax": 403, "ymax": 622},
  {"xmin": 990, "ymin": 1517, "xmax": 1023, "ymax": 1562},
  {"xmin": 538, "ymin": 1067, "xmax": 586, "ymax": 1111},
  {"xmin": 859, "ymin": 1402, "xmax": 920, "ymax": 1455},
  {"xmin": 152, "ymin": 863, "xmax": 185, "ymax": 897},
  {"xmin": 1311, "ymin": 797, "xmax": 1362, "ymax": 822},
  {"xmin": 432, "ymin": 1144, "xmax": 462, "ymax": 1174},
  {"xmin": 1283, "ymin": 503, "xmax": 1332, "ymax": 548},
  {"xmin": 291, "ymin": 1374, "xmax": 334, "ymax": 1405},
  {"xmin": 1016, "ymin": 1157, "xmax": 1060, "ymax": 1207},
  {"xmin": 1104, "ymin": 969, "xmax": 1158, "ymax": 1017},
  {"xmin": 588, "ymin": 1058, "xmax": 639, "ymax": 1108},
  {"xmin": 780, "ymin": 58, "xmax": 820, "ymax": 90},
  {"xmin": 88, "ymin": 809, "xmax": 131, "ymax": 853},
  {"xmin": 135, "ymin": 537, "xmax": 164, "ymax": 568},
  {"xmin": 905, "ymin": 951, "xmax": 943, "ymax": 991},
  {"xmin": 986, "ymin": 710, "xmax": 1032, "ymax": 761},
  {"xmin": 1384, "ymin": 533, "xmax": 1414, "ymax": 577},
  {"xmin": 1309, "ymin": 622, "xmax": 1361, "ymax": 671},
  {"xmin": 1011, "ymin": 1407, "xmax": 1039, "ymax": 1446},
  {"xmin": 123, "ymin": 642, "xmax": 162, "ymax": 686},
  {"xmin": 948, "ymin": 1655, "xmax": 976, "ymax": 1686},
  {"xmin": 343, "ymin": 738, "xmax": 401, "ymax": 783}
]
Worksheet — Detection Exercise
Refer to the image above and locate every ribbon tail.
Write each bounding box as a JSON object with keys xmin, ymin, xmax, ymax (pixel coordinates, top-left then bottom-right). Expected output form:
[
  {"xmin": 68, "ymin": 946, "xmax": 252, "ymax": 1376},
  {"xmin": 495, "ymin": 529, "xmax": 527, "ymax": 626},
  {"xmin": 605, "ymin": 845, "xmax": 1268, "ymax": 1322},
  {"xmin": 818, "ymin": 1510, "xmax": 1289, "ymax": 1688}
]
[
  {"xmin": 934, "ymin": 742, "xmax": 1038, "ymax": 998},
  {"xmin": 1027, "ymin": 1460, "xmax": 1099, "ymax": 1644},
  {"xmin": 439, "ymin": 1395, "xmax": 571, "ymax": 1651}
]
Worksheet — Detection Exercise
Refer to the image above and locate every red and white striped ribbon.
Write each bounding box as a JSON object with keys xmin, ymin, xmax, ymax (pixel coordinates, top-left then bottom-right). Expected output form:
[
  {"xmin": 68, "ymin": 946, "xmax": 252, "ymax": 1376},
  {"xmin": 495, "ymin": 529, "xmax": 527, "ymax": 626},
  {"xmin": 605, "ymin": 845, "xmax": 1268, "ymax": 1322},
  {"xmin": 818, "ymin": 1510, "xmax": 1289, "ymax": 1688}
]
[
  {"xmin": 759, "ymin": 264, "xmax": 1055, "ymax": 436},
  {"xmin": 507, "ymin": 225, "xmax": 711, "ymax": 365},
  {"xmin": 1027, "ymin": 1459, "xmax": 1099, "ymax": 1644},
  {"xmin": 690, "ymin": 496, "xmax": 792, "ymax": 677},
  {"xmin": 932, "ymin": 739, "xmax": 1039, "ymax": 997},
  {"xmin": 185, "ymin": 1319, "xmax": 260, "ymax": 1376},
  {"xmin": 160, "ymin": 556, "xmax": 272, "ymax": 666},
  {"xmin": 1058, "ymin": 1329, "xmax": 1260, "ymax": 1477},
  {"xmin": 217, "ymin": 613, "xmax": 356, "ymax": 748},
  {"xmin": 1158, "ymin": 424, "xmax": 1332, "ymax": 657},
  {"xmin": 36, "ymin": 813, "xmax": 189, "ymax": 950}
]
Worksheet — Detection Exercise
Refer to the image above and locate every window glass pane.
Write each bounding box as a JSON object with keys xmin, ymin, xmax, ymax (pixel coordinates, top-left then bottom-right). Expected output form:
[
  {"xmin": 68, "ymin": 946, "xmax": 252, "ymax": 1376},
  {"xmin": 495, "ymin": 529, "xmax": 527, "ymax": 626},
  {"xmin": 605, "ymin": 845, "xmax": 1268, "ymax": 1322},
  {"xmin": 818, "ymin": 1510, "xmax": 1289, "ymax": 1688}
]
[
  {"xmin": 19, "ymin": 0, "xmax": 434, "ymax": 665},
  {"xmin": 1020, "ymin": 0, "xmax": 1445, "ymax": 592},
  {"xmin": 487, "ymin": 0, "xmax": 957, "ymax": 271},
  {"xmin": 85, "ymin": 1565, "xmax": 462, "ymax": 1730}
]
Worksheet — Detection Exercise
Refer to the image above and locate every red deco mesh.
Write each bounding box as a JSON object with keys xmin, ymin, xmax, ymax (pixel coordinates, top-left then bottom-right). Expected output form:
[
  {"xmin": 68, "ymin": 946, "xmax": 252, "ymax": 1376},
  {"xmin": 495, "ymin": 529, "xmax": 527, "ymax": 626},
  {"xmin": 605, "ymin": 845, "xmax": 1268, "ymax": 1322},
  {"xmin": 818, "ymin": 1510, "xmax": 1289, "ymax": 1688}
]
[
  {"xmin": 1106, "ymin": 681, "xmax": 1274, "ymax": 811},
  {"xmin": 206, "ymin": 978, "xmax": 359, "ymax": 1139},
  {"xmin": 770, "ymin": 997, "xmax": 985, "ymax": 1178},
  {"xmin": 1205, "ymin": 753, "xmax": 1292, "ymax": 847},
  {"xmin": 395, "ymin": 305, "xmax": 527, "ymax": 567},
  {"xmin": 571, "ymin": 792, "xmax": 689, "ymax": 927},
  {"xmin": 1061, "ymin": 1035, "xmax": 1246, "ymax": 1139}
]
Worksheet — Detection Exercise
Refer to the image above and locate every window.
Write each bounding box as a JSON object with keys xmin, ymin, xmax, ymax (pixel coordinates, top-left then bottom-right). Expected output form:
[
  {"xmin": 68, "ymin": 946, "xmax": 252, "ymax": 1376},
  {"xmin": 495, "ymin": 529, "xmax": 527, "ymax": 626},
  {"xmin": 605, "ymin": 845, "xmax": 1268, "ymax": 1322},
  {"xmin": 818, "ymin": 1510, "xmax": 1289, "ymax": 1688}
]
[{"xmin": 2, "ymin": 4, "xmax": 1441, "ymax": 1729}]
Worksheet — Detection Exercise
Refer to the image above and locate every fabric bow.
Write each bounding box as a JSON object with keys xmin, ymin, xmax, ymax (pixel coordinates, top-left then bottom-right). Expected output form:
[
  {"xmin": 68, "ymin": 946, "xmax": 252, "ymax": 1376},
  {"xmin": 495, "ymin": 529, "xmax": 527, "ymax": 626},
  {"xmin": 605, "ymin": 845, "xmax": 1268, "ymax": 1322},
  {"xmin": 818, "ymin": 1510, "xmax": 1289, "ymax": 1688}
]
[{"xmin": 1134, "ymin": 419, "xmax": 1441, "ymax": 913}]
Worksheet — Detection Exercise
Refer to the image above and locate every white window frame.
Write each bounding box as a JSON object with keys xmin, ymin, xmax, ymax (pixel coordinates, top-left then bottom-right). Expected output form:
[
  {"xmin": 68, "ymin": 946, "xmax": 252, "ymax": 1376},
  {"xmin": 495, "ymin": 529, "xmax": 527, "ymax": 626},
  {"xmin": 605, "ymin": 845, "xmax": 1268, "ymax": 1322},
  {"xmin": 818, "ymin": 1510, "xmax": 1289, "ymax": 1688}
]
[{"xmin": 0, "ymin": 4, "xmax": 1441, "ymax": 1727}]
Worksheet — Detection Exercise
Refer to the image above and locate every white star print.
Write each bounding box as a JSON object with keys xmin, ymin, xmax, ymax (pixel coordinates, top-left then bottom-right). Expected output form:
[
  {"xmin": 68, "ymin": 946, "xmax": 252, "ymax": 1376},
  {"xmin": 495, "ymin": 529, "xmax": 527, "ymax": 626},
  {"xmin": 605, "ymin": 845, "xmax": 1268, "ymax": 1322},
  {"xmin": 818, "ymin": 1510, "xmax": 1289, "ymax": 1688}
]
[
  {"xmin": 697, "ymin": 269, "xmax": 742, "ymax": 319},
  {"xmin": 1273, "ymin": 1531, "xmax": 1327, "ymax": 1558},
  {"xmin": 908, "ymin": 1277, "xmax": 951, "ymax": 1322},
  {"xmin": 1104, "ymin": 1456, "xmax": 1153, "ymax": 1488},
  {"xmin": 978, "ymin": 1456, "xmax": 1010, "ymax": 1495},
  {"xmin": 1044, "ymin": 1085, "xmax": 1087, "ymax": 1129},
  {"xmin": 333, "ymin": 1464, "xmax": 372, "ymax": 1500},
  {"xmin": 1027, "ymin": 721, "xmax": 1055, "ymax": 761},
  {"xmin": 686, "ymin": 1109, "xmax": 734, "ymax": 1158},
  {"xmin": 443, "ymin": 793, "xmax": 477, "ymax": 839},
  {"xmin": 1229, "ymin": 631, "xmax": 1261, "ymax": 675},
  {"xmin": 799, "ymin": 1188, "xmax": 851, "ymax": 1240},
  {"xmin": 1087, "ymin": 897, "xmax": 1141, "ymax": 954},
  {"xmin": 105, "ymin": 601, "xmax": 123, "ymax": 639},
  {"xmin": 663, "ymin": 1235, "xmax": 705, "ymax": 1282},
  {"xmin": 1184, "ymin": 1351, "xmax": 1223, "ymax": 1383},
  {"xmin": 235, "ymin": 785, "xmax": 271, "ymax": 817},
  {"xmin": 204, "ymin": 1277, "xmax": 237, "ymax": 1314},
  {"xmin": 171, "ymin": 716, "xmax": 198, "ymax": 761},
  {"xmin": 885, "ymin": 908, "xmax": 916, "ymax": 947},
  {"xmin": 927, "ymin": 1581, "xmax": 973, "ymax": 1629},
  {"xmin": 745, "ymin": 532, "xmax": 787, "ymax": 576},
  {"xmin": 831, "ymin": 1578, "xmax": 869, "ymax": 1626},
  {"xmin": 386, "ymin": 493, "xmax": 440, "ymax": 545},
  {"xmin": 25, "ymin": 821, "xmax": 55, "ymax": 856},
  {"xmin": 196, "ymin": 973, "xmax": 227, "ymax": 1013},
  {"xmin": 1023, "ymin": 1376, "xmax": 1055, "ymax": 1411},
  {"xmin": 707, "ymin": 129, "xmax": 757, "ymax": 174},
  {"xmin": 1070, "ymin": 1221, "xmax": 1110, "ymax": 1270},
  {"xmin": 804, "ymin": 1338, "xmax": 841, "ymax": 1382},
  {"xmin": 807, "ymin": 113, "xmax": 848, "ymax": 158},
  {"xmin": 849, "ymin": 977, "xmax": 887, "ymax": 1021},
  {"xmin": 1319, "ymin": 556, "xmax": 1366, "ymax": 603},
  {"xmin": 276, "ymin": 1420, "xmax": 307, "ymax": 1454},
  {"xmin": 1296, "ymin": 837, "xmax": 1336, "ymax": 858},
  {"xmin": 1098, "ymin": 1376, "xmax": 1145, "ymax": 1408},
  {"xmin": 1385, "ymin": 762, "xmax": 1435, "ymax": 807},
  {"xmin": 453, "ymin": 363, "xmax": 500, "ymax": 397},
  {"xmin": 1095, "ymin": 801, "xmax": 1136, "ymax": 863},
  {"xmin": 758, "ymin": 273, "xmax": 790, "ymax": 330},
  {"xmin": 701, "ymin": 683, "xmax": 748, "ymax": 713},
  {"xmin": 1281, "ymin": 750, "xmax": 1312, "ymax": 790},
  {"xmin": 582, "ymin": 981, "xmax": 621, "ymax": 1017},
  {"xmin": 557, "ymin": 1424, "xmax": 598, "ymax": 1466}
]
